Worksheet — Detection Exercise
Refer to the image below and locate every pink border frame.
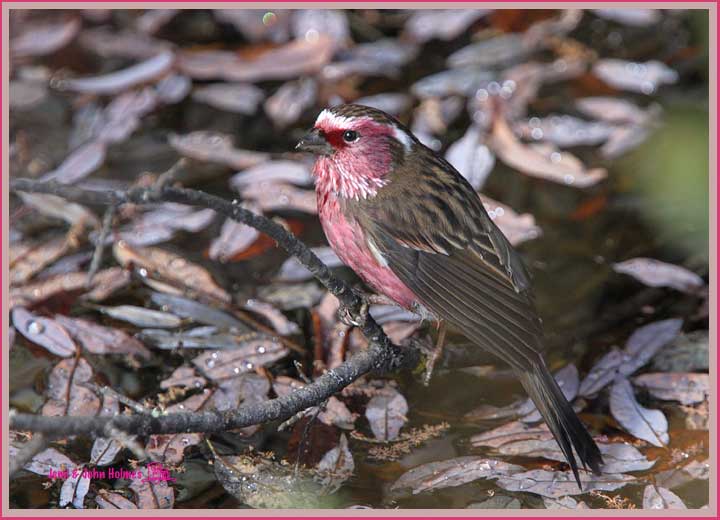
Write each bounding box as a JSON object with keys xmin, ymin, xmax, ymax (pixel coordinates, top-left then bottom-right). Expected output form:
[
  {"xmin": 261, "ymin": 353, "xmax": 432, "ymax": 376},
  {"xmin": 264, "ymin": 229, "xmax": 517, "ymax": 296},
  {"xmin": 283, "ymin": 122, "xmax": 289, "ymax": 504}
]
[{"xmin": 1, "ymin": 2, "xmax": 716, "ymax": 518}]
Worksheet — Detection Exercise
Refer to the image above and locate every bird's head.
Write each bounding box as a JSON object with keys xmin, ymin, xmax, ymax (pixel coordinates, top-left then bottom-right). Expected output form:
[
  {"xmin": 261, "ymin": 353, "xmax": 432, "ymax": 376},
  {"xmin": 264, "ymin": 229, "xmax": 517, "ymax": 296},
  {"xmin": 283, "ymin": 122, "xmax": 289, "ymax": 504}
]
[{"xmin": 296, "ymin": 104, "xmax": 414, "ymax": 200}]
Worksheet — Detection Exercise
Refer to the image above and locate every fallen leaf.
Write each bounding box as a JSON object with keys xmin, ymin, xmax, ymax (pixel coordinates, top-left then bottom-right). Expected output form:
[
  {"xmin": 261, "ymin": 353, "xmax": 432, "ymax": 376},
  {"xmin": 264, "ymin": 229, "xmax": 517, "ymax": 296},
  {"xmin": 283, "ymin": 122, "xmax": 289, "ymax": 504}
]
[
  {"xmin": 213, "ymin": 9, "xmax": 291, "ymax": 43},
  {"xmin": 57, "ymin": 51, "xmax": 175, "ymax": 95},
  {"xmin": 264, "ymin": 78, "xmax": 317, "ymax": 128},
  {"xmin": 155, "ymin": 74, "xmax": 191, "ymax": 104},
  {"xmin": 481, "ymin": 196, "xmax": 541, "ymax": 246},
  {"xmin": 619, "ymin": 318, "xmax": 684, "ymax": 376},
  {"xmin": 208, "ymin": 202, "xmax": 261, "ymax": 263},
  {"xmin": 579, "ymin": 319, "xmax": 683, "ymax": 396},
  {"xmin": 365, "ymin": 387, "xmax": 408, "ymax": 441},
  {"xmin": 21, "ymin": 447, "xmax": 75, "ymax": 476},
  {"xmin": 322, "ymin": 39, "xmax": 418, "ymax": 81},
  {"xmin": 613, "ymin": 258, "xmax": 704, "ymax": 293},
  {"xmin": 12, "ymin": 307, "xmax": 77, "ymax": 357},
  {"xmin": 575, "ymin": 96, "xmax": 655, "ymax": 125},
  {"xmin": 591, "ymin": 9, "xmax": 661, "ymax": 26},
  {"xmin": 610, "ymin": 376, "xmax": 669, "ymax": 447},
  {"xmin": 470, "ymin": 420, "xmax": 554, "ymax": 449},
  {"xmin": 642, "ymin": 485, "xmax": 687, "ymax": 509},
  {"xmin": 495, "ymin": 469, "xmax": 634, "ymax": 498},
  {"xmin": 39, "ymin": 141, "xmax": 107, "ymax": 184},
  {"xmin": 54, "ymin": 315, "xmax": 152, "ymax": 359},
  {"xmin": 391, "ymin": 457, "xmax": 523, "ymax": 495},
  {"xmin": 119, "ymin": 203, "xmax": 216, "ymax": 246},
  {"xmin": 490, "ymin": 117, "xmax": 607, "ymax": 188},
  {"xmin": 448, "ymin": 33, "xmax": 528, "ymax": 69},
  {"xmin": 160, "ymin": 366, "xmax": 207, "ymax": 390},
  {"xmin": 177, "ymin": 37, "xmax": 333, "ymax": 82},
  {"xmin": 149, "ymin": 292, "xmax": 247, "ymax": 330},
  {"xmin": 230, "ymin": 160, "xmax": 313, "ymax": 188},
  {"xmin": 169, "ymin": 131, "xmax": 268, "ymax": 170},
  {"xmin": 113, "ymin": 241, "xmax": 231, "ymax": 303},
  {"xmin": 412, "ymin": 67, "xmax": 494, "ymax": 99},
  {"xmin": 242, "ymin": 298, "xmax": 300, "ymax": 335},
  {"xmin": 445, "ymin": 125, "xmax": 495, "ymax": 190},
  {"xmin": 9, "ymin": 268, "xmax": 129, "ymax": 309},
  {"xmin": 129, "ymin": 465, "xmax": 174, "ymax": 508},
  {"xmin": 240, "ymin": 182, "xmax": 317, "ymax": 214},
  {"xmin": 79, "ymin": 27, "xmax": 171, "ymax": 59},
  {"xmin": 543, "ymin": 496, "xmax": 590, "ymax": 509},
  {"xmin": 593, "ymin": 59, "xmax": 678, "ymax": 95},
  {"xmin": 12, "ymin": 17, "xmax": 80, "ymax": 57},
  {"xmin": 515, "ymin": 115, "xmax": 615, "ymax": 147},
  {"xmin": 633, "ymin": 373, "xmax": 709, "ymax": 405},
  {"xmin": 90, "ymin": 393, "xmax": 122, "ymax": 466},
  {"xmin": 95, "ymin": 491, "xmax": 138, "ymax": 509},
  {"xmin": 16, "ymin": 192, "xmax": 100, "ymax": 227},
  {"xmin": 42, "ymin": 357, "xmax": 101, "ymax": 417},
  {"xmin": 404, "ymin": 9, "xmax": 489, "ymax": 43},
  {"xmin": 314, "ymin": 433, "xmax": 354, "ymax": 492},
  {"xmin": 192, "ymin": 338, "xmax": 288, "ymax": 380},
  {"xmin": 275, "ymin": 247, "xmax": 344, "ymax": 282},
  {"xmin": 192, "ymin": 82, "xmax": 265, "ymax": 114},
  {"xmin": 146, "ymin": 395, "xmax": 206, "ymax": 464},
  {"xmin": 291, "ymin": 9, "xmax": 349, "ymax": 49},
  {"xmin": 59, "ymin": 466, "xmax": 91, "ymax": 508},
  {"xmin": 10, "ymin": 236, "xmax": 72, "ymax": 285},
  {"xmin": 495, "ymin": 438, "xmax": 655, "ymax": 474},
  {"xmin": 91, "ymin": 304, "xmax": 183, "ymax": 328}
]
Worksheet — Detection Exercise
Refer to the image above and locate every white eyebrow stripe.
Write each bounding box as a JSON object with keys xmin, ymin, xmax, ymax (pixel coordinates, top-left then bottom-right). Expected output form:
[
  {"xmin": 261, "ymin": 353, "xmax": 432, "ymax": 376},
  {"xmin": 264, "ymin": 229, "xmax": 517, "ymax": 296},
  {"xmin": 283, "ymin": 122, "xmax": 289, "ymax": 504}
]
[
  {"xmin": 316, "ymin": 110, "xmax": 354, "ymax": 128},
  {"xmin": 393, "ymin": 126, "xmax": 413, "ymax": 152}
]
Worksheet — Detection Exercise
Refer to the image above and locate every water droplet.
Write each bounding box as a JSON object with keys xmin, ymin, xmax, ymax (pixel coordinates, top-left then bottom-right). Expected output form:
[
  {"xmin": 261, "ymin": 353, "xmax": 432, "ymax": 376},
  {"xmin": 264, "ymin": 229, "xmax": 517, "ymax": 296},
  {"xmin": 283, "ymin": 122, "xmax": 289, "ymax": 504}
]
[
  {"xmin": 206, "ymin": 359, "xmax": 216, "ymax": 369},
  {"xmin": 233, "ymin": 366, "xmax": 241, "ymax": 374},
  {"xmin": 495, "ymin": 207, "xmax": 505, "ymax": 217},
  {"xmin": 487, "ymin": 81, "xmax": 501, "ymax": 95},
  {"xmin": 138, "ymin": 268, "xmax": 148, "ymax": 277},
  {"xmin": 475, "ymin": 88, "xmax": 489, "ymax": 101},
  {"xmin": 27, "ymin": 320, "xmax": 44, "ymax": 334},
  {"xmin": 563, "ymin": 174, "xmax": 575, "ymax": 185},
  {"xmin": 211, "ymin": 352, "xmax": 219, "ymax": 359},
  {"xmin": 529, "ymin": 117, "xmax": 541, "ymax": 127},
  {"xmin": 256, "ymin": 346, "xmax": 266, "ymax": 354},
  {"xmin": 305, "ymin": 28, "xmax": 319, "ymax": 43},
  {"xmin": 641, "ymin": 81, "xmax": 655, "ymax": 95},
  {"xmin": 531, "ymin": 128, "xmax": 544, "ymax": 140},
  {"xmin": 550, "ymin": 152, "xmax": 562, "ymax": 163},
  {"xmin": 182, "ymin": 437, "xmax": 190, "ymax": 445},
  {"xmin": 262, "ymin": 11, "xmax": 277, "ymax": 26},
  {"xmin": 245, "ymin": 362, "xmax": 254, "ymax": 370}
]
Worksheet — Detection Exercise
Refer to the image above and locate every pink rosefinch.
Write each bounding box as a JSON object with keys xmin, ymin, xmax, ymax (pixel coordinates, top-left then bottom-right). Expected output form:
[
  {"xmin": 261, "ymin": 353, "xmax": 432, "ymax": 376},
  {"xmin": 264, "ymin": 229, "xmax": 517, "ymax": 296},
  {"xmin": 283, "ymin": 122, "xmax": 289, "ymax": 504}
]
[{"xmin": 297, "ymin": 104, "xmax": 602, "ymax": 487}]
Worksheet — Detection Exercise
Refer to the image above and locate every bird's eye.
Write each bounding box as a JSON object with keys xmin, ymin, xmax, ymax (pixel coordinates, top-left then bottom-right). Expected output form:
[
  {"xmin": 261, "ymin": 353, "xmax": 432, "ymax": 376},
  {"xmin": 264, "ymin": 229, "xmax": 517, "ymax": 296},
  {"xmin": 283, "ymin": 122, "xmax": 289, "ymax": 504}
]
[{"xmin": 342, "ymin": 130, "xmax": 359, "ymax": 143}]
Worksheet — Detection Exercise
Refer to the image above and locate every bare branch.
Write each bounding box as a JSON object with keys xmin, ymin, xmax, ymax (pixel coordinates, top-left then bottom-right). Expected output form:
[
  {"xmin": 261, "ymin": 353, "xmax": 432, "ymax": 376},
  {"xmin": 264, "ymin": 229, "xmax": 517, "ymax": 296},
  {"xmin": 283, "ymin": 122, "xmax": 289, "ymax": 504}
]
[{"xmin": 9, "ymin": 178, "xmax": 419, "ymax": 438}]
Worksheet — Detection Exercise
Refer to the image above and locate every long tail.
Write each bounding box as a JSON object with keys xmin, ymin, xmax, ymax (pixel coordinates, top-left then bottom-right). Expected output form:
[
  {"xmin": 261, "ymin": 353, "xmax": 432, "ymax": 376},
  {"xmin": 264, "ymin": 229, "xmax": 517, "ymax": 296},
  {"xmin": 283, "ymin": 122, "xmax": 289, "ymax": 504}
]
[{"xmin": 517, "ymin": 361, "xmax": 603, "ymax": 489}]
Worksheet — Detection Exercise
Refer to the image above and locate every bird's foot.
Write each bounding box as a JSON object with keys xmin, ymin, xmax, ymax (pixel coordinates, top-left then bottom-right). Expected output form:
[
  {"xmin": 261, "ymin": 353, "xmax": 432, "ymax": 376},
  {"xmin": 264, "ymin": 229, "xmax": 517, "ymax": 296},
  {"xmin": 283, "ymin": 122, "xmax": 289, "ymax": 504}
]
[
  {"xmin": 338, "ymin": 298, "xmax": 369, "ymax": 328},
  {"xmin": 423, "ymin": 320, "xmax": 447, "ymax": 386}
]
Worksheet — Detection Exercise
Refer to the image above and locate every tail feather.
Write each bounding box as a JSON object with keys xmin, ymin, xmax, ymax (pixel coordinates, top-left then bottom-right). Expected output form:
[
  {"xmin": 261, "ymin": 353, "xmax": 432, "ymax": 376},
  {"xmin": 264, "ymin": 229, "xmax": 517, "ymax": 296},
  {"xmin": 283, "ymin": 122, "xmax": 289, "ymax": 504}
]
[{"xmin": 517, "ymin": 363, "xmax": 603, "ymax": 489}]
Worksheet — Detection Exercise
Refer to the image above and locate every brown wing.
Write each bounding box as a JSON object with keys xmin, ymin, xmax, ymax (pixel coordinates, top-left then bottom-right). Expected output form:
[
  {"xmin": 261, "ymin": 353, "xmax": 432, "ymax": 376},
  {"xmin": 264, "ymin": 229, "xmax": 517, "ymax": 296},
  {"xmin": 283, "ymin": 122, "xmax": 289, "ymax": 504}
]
[
  {"xmin": 358, "ymin": 151, "xmax": 544, "ymax": 371},
  {"xmin": 353, "ymin": 149, "xmax": 603, "ymax": 484}
]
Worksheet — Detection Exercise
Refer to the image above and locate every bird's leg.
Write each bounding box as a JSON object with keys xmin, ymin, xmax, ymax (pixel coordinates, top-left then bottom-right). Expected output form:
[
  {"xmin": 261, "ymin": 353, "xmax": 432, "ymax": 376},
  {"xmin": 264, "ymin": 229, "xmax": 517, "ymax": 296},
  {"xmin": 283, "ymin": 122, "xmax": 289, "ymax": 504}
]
[{"xmin": 423, "ymin": 319, "xmax": 447, "ymax": 386}]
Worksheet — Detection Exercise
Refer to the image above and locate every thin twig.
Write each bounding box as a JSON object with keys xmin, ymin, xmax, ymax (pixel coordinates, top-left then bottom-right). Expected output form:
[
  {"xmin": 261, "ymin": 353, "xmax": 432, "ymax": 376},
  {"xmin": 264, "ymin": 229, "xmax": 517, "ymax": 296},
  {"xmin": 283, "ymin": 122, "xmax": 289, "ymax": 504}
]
[{"xmin": 86, "ymin": 204, "xmax": 115, "ymax": 287}]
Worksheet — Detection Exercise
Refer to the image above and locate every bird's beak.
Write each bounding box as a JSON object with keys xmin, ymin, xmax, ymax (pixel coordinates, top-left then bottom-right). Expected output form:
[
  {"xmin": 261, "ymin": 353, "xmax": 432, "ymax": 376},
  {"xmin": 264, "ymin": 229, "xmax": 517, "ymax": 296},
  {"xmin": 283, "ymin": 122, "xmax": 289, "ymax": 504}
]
[{"xmin": 295, "ymin": 129, "xmax": 333, "ymax": 156}]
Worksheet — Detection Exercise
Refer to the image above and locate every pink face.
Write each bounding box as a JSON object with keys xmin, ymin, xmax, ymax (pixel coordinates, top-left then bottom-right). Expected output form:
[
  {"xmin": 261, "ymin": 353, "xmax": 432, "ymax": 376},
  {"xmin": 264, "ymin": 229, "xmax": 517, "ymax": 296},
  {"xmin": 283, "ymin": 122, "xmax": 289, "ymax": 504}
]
[{"xmin": 309, "ymin": 109, "xmax": 412, "ymax": 200}]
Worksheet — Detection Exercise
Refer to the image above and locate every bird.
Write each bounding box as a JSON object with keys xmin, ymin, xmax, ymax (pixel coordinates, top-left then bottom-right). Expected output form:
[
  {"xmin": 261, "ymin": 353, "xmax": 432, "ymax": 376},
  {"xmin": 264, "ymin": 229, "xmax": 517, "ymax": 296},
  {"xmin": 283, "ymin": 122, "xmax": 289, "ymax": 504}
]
[{"xmin": 296, "ymin": 103, "xmax": 603, "ymax": 488}]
